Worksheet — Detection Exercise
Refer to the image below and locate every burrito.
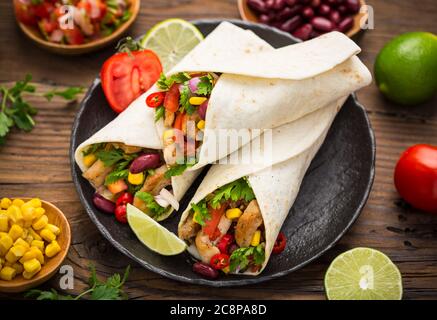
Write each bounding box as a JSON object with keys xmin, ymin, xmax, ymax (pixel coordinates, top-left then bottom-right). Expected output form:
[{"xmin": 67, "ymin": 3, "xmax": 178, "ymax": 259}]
[
  {"xmin": 177, "ymin": 95, "xmax": 368, "ymax": 275},
  {"xmin": 146, "ymin": 22, "xmax": 371, "ymax": 179}
]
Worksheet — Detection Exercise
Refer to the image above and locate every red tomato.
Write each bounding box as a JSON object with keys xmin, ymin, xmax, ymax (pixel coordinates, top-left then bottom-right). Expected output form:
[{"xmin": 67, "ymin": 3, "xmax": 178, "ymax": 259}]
[
  {"xmin": 101, "ymin": 50, "xmax": 162, "ymax": 113},
  {"xmin": 115, "ymin": 205, "xmax": 128, "ymax": 223},
  {"xmin": 146, "ymin": 92, "xmax": 165, "ymax": 108},
  {"xmin": 63, "ymin": 26, "xmax": 85, "ymax": 45},
  {"xmin": 394, "ymin": 144, "xmax": 437, "ymax": 214},
  {"xmin": 203, "ymin": 204, "xmax": 227, "ymax": 240},
  {"xmin": 38, "ymin": 18, "xmax": 58, "ymax": 35},
  {"xmin": 173, "ymin": 112, "xmax": 186, "ymax": 131},
  {"xmin": 164, "ymin": 84, "xmax": 180, "ymax": 113},
  {"xmin": 272, "ymin": 232, "xmax": 286, "ymax": 254},
  {"xmin": 13, "ymin": 0, "xmax": 37, "ymax": 26},
  {"xmin": 33, "ymin": 1, "xmax": 54, "ymax": 19},
  {"xmin": 210, "ymin": 253, "xmax": 230, "ymax": 270},
  {"xmin": 116, "ymin": 192, "xmax": 133, "ymax": 207},
  {"xmin": 217, "ymin": 234, "xmax": 234, "ymax": 254}
]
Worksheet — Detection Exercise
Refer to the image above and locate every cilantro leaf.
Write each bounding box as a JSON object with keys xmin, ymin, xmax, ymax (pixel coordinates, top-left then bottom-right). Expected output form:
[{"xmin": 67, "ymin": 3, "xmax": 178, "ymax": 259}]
[
  {"xmin": 82, "ymin": 143, "xmax": 104, "ymax": 156},
  {"xmin": 105, "ymin": 169, "xmax": 129, "ymax": 185},
  {"xmin": 229, "ymin": 244, "xmax": 265, "ymax": 273},
  {"xmin": 155, "ymin": 105, "xmax": 165, "ymax": 122},
  {"xmin": 196, "ymin": 74, "xmax": 214, "ymax": 96},
  {"xmin": 96, "ymin": 149, "xmax": 125, "ymax": 167},
  {"xmin": 164, "ymin": 163, "xmax": 190, "ymax": 179},
  {"xmin": 210, "ymin": 178, "xmax": 255, "ymax": 209},
  {"xmin": 191, "ymin": 200, "xmax": 210, "ymax": 226},
  {"xmin": 135, "ymin": 191, "xmax": 167, "ymax": 217},
  {"xmin": 44, "ymin": 87, "xmax": 83, "ymax": 101},
  {"xmin": 179, "ymin": 85, "xmax": 195, "ymax": 115},
  {"xmin": 157, "ymin": 72, "xmax": 191, "ymax": 91}
]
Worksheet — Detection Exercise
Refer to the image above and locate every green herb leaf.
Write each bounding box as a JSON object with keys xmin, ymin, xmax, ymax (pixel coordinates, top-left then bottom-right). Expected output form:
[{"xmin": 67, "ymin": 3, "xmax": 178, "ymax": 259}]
[
  {"xmin": 96, "ymin": 149, "xmax": 124, "ymax": 167},
  {"xmin": 44, "ymin": 87, "xmax": 83, "ymax": 101},
  {"xmin": 155, "ymin": 105, "xmax": 165, "ymax": 122},
  {"xmin": 105, "ymin": 169, "xmax": 129, "ymax": 185},
  {"xmin": 135, "ymin": 191, "xmax": 167, "ymax": 217},
  {"xmin": 191, "ymin": 200, "xmax": 210, "ymax": 226},
  {"xmin": 82, "ymin": 143, "xmax": 104, "ymax": 156},
  {"xmin": 157, "ymin": 72, "xmax": 191, "ymax": 91},
  {"xmin": 210, "ymin": 178, "xmax": 255, "ymax": 209},
  {"xmin": 179, "ymin": 85, "xmax": 196, "ymax": 115},
  {"xmin": 196, "ymin": 74, "xmax": 214, "ymax": 96},
  {"xmin": 229, "ymin": 244, "xmax": 265, "ymax": 273},
  {"xmin": 164, "ymin": 164, "xmax": 190, "ymax": 179}
]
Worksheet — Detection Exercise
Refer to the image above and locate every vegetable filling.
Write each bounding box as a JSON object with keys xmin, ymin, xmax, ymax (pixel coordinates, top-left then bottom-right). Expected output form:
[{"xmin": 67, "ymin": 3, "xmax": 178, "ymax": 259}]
[{"xmin": 179, "ymin": 178, "xmax": 266, "ymax": 274}]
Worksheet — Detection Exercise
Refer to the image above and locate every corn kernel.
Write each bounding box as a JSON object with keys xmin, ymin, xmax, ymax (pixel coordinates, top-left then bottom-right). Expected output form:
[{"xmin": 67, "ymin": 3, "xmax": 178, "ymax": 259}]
[
  {"xmin": 14, "ymin": 238, "xmax": 30, "ymax": 250},
  {"xmin": 10, "ymin": 262, "xmax": 24, "ymax": 274},
  {"xmin": 23, "ymin": 220, "xmax": 33, "ymax": 228},
  {"xmin": 197, "ymin": 120, "xmax": 205, "ymax": 130},
  {"xmin": 83, "ymin": 154, "xmax": 97, "ymax": 167},
  {"xmin": 163, "ymin": 129, "xmax": 174, "ymax": 141},
  {"xmin": 29, "ymin": 198, "xmax": 42, "ymax": 208},
  {"xmin": 45, "ymin": 241, "xmax": 61, "ymax": 258},
  {"xmin": 25, "ymin": 235, "xmax": 34, "ymax": 244},
  {"xmin": 31, "ymin": 240, "xmax": 44, "ymax": 252},
  {"xmin": 29, "ymin": 228, "xmax": 42, "ymax": 241},
  {"xmin": 23, "ymin": 268, "xmax": 41, "ymax": 280},
  {"xmin": 128, "ymin": 172, "xmax": 144, "ymax": 185},
  {"xmin": 19, "ymin": 250, "xmax": 37, "ymax": 264},
  {"xmin": 32, "ymin": 215, "xmax": 48, "ymax": 230},
  {"xmin": 12, "ymin": 199, "xmax": 24, "ymax": 207},
  {"xmin": 225, "ymin": 208, "xmax": 243, "ymax": 220},
  {"xmin": 45, "ymin": 224, "xmax": 61, "ymax": 236},
  {"xmin": 0, "ymin": 234, "xmax": 13, "ymax": 255},
  {"xmin": 0, "ymin": 266, "xmax": 17, "ymax": 281},
  {"xmin": 0, "ymin": 215, "xmax": 8, "ymax": 232},
  {"xmin": 250, "ymin": 230, "xmax": 261, "ymax": 247},
  {"xmin": 0, "ymin": 232, "xmax": 7, "ymax": 238},
  {"xmin": 23, "ymin": 258, "xmax": 41, "ymax": 275},
  {"xmin": 7, "ymin": 205, "xmax": 23, "ymax": 225},
  {"xmin": 30, "ymin": 247, "xmax": 44, "ymax": 264},
  {"xmin": 0, "ymin": 198, "xmax": 12, "ymax": 209},
  {"xmin": 21, "ymin": 205, "xmax": 35, "ymax": 221},
  {"xmin": 8, "ymin": 224, "xmax": 23, "ymax": 241},
  {"xmin": 34, "ymin": 207, "xmax": 45, "ymax": 219},
  {"xmin": 5, "ymin": 245, "xmax": 27, "ymax": 263},
  {"xmin": 189, "ymin": 97, "xmax": 207, "ymax": 105},
  {"xmin": 40, "ymin": 228, "xmax": 56, "ymax": 242}
]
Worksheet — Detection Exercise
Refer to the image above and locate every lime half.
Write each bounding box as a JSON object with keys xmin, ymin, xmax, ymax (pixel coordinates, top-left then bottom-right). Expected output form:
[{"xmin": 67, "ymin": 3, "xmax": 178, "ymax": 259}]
[
  {"xmin": 141, "ymin": 19, "xmax": 204, "ymax": 73},
  {"xmin": 127, "ymin": 204, "xmax": 186, "ymax": 256},
  {"xmin": 325, "ymin": 248, "xmax": 403, "ymax": 300}
]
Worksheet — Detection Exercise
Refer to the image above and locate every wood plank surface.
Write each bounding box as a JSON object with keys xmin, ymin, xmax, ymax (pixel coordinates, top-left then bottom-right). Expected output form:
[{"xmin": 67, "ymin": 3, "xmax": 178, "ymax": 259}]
[{"xmin": 0, "ymin": 0, "xmax": 436, "ymax": 300}]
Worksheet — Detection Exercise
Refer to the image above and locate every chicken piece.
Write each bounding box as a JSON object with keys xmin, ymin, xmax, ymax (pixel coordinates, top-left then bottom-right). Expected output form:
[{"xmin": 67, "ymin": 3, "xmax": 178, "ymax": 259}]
[
  {"xmin": 164, "ymin": 109, "xmax": 175, "ymax": 127},
  {"xmin": 195, "ymin": 231, "xmax": 220, "ymax": 264},
  {"xmin": 112, "ymin": 143, "xmax": 143, "ymax": 154},
  {"xmin": 82, "ymin": 159, "xmax": 113, "ymax": 188},
  {"xmin": 179, "ymin": 213, "xmax": 201, "ymax": 240},
  {"xmin": 133, "ymin": 165, "xmax": 171, "ymax": 211},
  {"xmin": 235, "ymin": 200, "xmax": 263, "ymax": 247}
]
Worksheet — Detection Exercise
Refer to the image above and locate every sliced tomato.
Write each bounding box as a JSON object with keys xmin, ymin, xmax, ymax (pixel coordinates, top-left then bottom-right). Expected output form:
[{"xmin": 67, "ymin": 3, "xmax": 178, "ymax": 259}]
[
  {"xmin": 13, "ymin": 0, "xmax": 37, "ymax": 26},
  {"xmin": 38, "ymin": 18, "xmax": 58, "ymax": 35},
  {"xmin": 33, "ymin": 1, "xmax": 54, "ymax": 19},
  {"xmin": 101, "ymin": 50, "xmax": 162, "ymax": 113},
  {"xmin": 164, "ymin": 84, "xmax": 180, "ymax": 113},
  {"xmin": 63, "ymin": 26, "xmax": 85, "ymax": 45},
  {"xmin": 203, "ymin": 204, "xmax": 227, "ymax": 240},
  {"xmin": 173, "ymin": 112, "xmax": 186, "ymax": 130},
  {"xmin": 146, "ymin": 92, "xmax": 165, "ymax": 108}
]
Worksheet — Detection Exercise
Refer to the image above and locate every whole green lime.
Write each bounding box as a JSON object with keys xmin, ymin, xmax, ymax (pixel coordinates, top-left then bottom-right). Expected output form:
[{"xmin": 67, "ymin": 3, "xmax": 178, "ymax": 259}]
[{"xmin": 374, "ymin": 32, "xmax": 437, "ymax": 106}]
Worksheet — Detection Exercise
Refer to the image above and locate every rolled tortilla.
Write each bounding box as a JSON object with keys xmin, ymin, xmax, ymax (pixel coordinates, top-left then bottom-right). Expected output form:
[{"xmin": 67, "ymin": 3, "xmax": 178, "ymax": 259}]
[
  {"xmin": 178, "ymin": 96, "xmax": 350, "ymax": 275},
  {"xmin": 156, "ymin": 22, "xmax": 371, "ymax": 171}
]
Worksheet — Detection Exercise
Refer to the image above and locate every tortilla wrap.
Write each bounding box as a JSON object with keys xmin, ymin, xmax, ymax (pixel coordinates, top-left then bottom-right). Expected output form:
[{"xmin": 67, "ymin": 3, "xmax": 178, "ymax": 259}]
[{"xmin": 178, "ymin": 96, "xmax": 350, "ymax": 275}]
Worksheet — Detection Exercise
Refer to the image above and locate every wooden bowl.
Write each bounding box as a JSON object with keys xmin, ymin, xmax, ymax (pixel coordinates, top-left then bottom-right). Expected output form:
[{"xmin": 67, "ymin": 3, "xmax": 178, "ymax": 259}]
[
  {"xmin": 238, "ymin": 0, "xmax": 368, "ymax": 38},
  {"xmin": 0, "ymin": 199, "xmax": 71, "ymax": 293},
  {"xmin": 16, "ymin": 0, "xmax": 140, "ymax": 55}
]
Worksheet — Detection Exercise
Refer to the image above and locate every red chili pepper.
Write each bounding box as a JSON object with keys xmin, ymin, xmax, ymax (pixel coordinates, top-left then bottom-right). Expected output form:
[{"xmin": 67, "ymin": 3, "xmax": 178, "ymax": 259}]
[
  {"xmin": 115, "ymin": 204, "xmax": 127, "ymax": 223},
  {"xmin": 272, "ymin": 232, "xmax": 286, "ymax": 254},
  {"xmin": 210, "ymin": 253, "xmax": 230, "ymax": 270},
  {"xmin": 115, "ymin": 192, "xmax": 133, "ymax": 207},
  {"xmin": 217, "ymin": 234, "xmax": 234, "ymax": 254},
  {"xmin": 146, "ymin": 92, "xmax": 165, "ymax": 108}
]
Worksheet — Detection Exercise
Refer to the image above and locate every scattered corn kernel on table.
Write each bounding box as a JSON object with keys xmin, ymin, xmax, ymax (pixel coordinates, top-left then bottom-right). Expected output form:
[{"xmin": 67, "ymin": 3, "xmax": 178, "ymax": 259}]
[{"xmin": 0, "ymin": 0, "xmax": 437, "ymax": 299}]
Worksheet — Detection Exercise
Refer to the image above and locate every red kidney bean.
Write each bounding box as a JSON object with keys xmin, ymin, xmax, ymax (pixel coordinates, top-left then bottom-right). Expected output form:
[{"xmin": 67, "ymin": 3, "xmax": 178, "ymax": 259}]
[
  {"xmin": 318, "ymin": 4, "xmax": 331, "ymax": 16},
  {"xmin": 259, "ymin": 14, "xmax": 270, "ymax": 23},
  {"xmin": 329, "ymin": 10, "xmax": 341, "ymax": 24},
  {"xmin": 337, "ymin": 16, "xmax": 354, "ymax": 32},
  {"xmin": 299, "ymin": 0, "xmax": 311, "ymax": 4},
  {"xmin": 345, "ymin": 0, "xmax": 360, "ymax": 13},
  {"xmin": 192, "ymin": 262, "xmax": 219, "ymax": 279},
  {"xmin": 273, "ymin": 0, "xmax": 286, "ymax": 10},
  {"xmin": 129, "ymin": 153, "xmax": 161, "ymax": 173},
  {"xmin": 93, "ymin": 193, "xmax": 115, "ymax": 214},
  {"xmin": 247, "ymin": 0, "xmax": 267, "ymax": 13},
  {"xmin": 310, "ymin": 0, "xmax": 321, "ymax": 7},
  {"xmin": 285, "ymin": 0, "xmax": 297, "ymax": 6},
  {"xmin": 325, "ymin": 0, "xmax": 337, "ymax": 6},
  {"xmin": 310, "ymin": 30, "xmax": 322, "ymax": 38},
  {"xmin": 198, "ymin": 99, "xmax": 208, "ymax": 120},
  {"xmin": 302, "ymin": 6, "xmax": 315, "ymax": 19},
  {"xmin": 265, "ymin": 0, "xmax": 275, "ymax": 9},
  {"xmin": 277, "ymin": 4, "xmax": 302, "ymax": 21},
  {"xmin": 280, "ymin": 15, "xmax": 303, "ymax": 32},
  {"xmin": 311, "ymin": 16, "xmax": 335, "ymax": 31},
  {"xmin": 337, "ymin": 4, "xmax": 347, "ymax": 14},
  {"xmin": 292, "ymin": 23, "xmax": 313, "ymax": 40}
]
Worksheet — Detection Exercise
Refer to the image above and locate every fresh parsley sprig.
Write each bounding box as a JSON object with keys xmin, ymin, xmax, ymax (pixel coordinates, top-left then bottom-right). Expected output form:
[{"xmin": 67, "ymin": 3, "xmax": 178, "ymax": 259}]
[
  {"xmin": 157, "ymin": 72, "xmax": 191, "ymax": 91},
  {"xmin": 191, "ymin": 200, "xmax": 210, "ymax": 226},
  {"xmin": 229, "ymin": 244, "xmax": 265, "ymax": 273},
  {"xmin": 25, "ymin": 265, "xmax": 131, "ymax": 300},
  {"xmin": 135, "ymin": 191, "xmax": 167, "ymax": 217},
  {"xmin": 196, "ymin": 74, "xmax": 214, "ymax": 96},
  {"xmin": 209, "ymin": 178, "xmax": 255, "ymax": 209},
  {"xmin": 164, "ymin": 163, "xmax": 192, "ymax": 179},
  {"xmin": 0, "ymin": 74, "xmax": 83, "ymax": 145}
]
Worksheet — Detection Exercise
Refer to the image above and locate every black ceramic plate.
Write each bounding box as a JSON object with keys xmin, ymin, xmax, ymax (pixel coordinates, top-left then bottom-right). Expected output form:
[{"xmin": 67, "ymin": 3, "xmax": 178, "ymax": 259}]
[{"xmin": 70, "ymin": 19, "xmax": 375, "ymax": 287}]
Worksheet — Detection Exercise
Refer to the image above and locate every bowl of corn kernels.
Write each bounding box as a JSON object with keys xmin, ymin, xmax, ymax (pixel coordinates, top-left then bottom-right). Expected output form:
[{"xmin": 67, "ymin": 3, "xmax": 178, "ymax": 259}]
[{"xmin": 0, "ymin": 198, "xmax": 71, "ymax": 293}]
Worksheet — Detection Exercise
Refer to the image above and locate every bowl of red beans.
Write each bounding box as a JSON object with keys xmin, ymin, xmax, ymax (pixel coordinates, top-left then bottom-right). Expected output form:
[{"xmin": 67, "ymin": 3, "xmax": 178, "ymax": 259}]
[{"xmin": 238, "ymin": 0, "xmax": 368, "ymax": 41}]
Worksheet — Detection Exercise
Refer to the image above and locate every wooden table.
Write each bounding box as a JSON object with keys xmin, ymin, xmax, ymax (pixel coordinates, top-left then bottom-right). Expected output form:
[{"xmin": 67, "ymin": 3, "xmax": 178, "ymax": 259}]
[{"xmin": 0, "ymin": 0, "xmax": 436, "ymax": 300}]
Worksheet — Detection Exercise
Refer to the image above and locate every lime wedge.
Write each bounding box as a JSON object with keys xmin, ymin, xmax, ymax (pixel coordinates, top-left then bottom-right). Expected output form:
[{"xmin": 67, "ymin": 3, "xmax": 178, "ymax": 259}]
[
  {"xmin": 141, "ymin": 19, "xmax": 204, "ymax": 73},
  {"xmin": 127, "ymin": 204, "xmax": 186, "ymax": 256},
  {"xmin": 325, "ymin": 248, "xmax": 403, "ymax": 300}
]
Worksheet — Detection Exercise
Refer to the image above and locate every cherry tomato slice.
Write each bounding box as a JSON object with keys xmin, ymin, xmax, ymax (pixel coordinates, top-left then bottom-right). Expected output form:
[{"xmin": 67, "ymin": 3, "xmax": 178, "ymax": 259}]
[
  {"xmin": 164, "ymin": 83, "xmax": 180, "ymax": 113},
  {"xmin": 115, "ymin": 204, "xmax": 128, "ymax": 223},
  {"xmin": 146, "ymin": 92, "xmax": 165, "ymax": 108},
  {"xmin": 210, "ymin": 253, "xmax": 230, "ymax": 270},
  {"xmin": 394, "ymin": 144, "xmax": 437, "ymax": 214},
  {"xmin": 173, "ymin": 112, "xmax": 186, "ymax": 130},
  {"xmin": 101, "ymin": 50, "xmax": 162, "ymax": 113},
  {"xmin": 116, "ymin": 192, "xmax": 133, "ymax": 207},
  {"xmin": 272, "ymin": 232, "xmax": 286, "ymax": 254},
  {"xmin": 217, "ymin": 234, "xmax": 234, "ymax": 254},
  {"xmin": 203, "ymin": 204, "xmax": 227, "ymax": 240}
]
